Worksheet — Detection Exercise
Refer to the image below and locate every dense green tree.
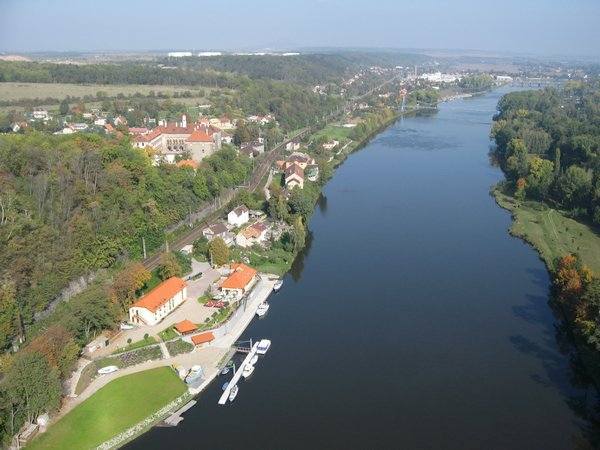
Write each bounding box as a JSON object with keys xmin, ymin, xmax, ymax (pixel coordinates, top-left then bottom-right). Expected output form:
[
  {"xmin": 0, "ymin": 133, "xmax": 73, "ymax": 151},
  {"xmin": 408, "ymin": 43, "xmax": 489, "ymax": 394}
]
[
  {"xmin": 208, "ymin": 237, "xmax": 229, "ymax": 266},
  {"xmin": 157, "ymin": 253, "xmax": 182, "ymax": 280},
  {"xmin": 4, "ymin": 351, "xmax": 62, "ymax": 424},
  {"xmin": 59, "ymin": 99, "xmax": 69, "ymax": 116}
]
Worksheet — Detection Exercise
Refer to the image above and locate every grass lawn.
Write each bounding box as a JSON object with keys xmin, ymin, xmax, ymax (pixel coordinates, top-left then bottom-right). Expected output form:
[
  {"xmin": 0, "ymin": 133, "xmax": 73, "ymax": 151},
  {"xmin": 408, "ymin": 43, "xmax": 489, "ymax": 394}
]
[
  {"xmin": 312, "ymin": 123, "xmax": 352, "ymax": 142},
  {"xmin": 111, "ymin": 336, "xmax": 157, "ymax": 355},
  {"xmin": 28, "ymin": 367, "xmax": 186, "ymax": 450},
  {"xmin": 495, "ymin": 190, "xmax": 600, "ymax": 273},
  {"xmin": 159, "ymin": 326, "xmax": 179, "ymax": 342}
]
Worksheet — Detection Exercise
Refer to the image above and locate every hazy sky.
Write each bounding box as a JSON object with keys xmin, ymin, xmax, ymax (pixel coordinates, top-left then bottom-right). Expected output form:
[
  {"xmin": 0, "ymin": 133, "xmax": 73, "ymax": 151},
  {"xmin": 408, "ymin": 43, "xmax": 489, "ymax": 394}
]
[{"xmin": 1, "ymin": 0, "xmax": 599, "ymax": 57}]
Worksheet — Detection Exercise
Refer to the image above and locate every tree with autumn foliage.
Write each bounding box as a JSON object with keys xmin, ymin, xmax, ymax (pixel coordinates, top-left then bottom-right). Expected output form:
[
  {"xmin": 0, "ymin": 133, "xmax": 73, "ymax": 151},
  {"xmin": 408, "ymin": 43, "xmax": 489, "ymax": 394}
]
[
  {"xmin": 110, "ymin": 262, "xmax": 151, "ymax": 311},
  {"xmin": 25, "ymin": 325, "xmax": 80, "ymax": 378}
]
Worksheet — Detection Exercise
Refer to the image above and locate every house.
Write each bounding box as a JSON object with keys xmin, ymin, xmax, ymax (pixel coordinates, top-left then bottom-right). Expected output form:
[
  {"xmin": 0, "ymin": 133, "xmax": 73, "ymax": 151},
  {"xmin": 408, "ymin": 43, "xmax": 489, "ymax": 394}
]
[
  {"xmin": 209, "ymin": 116, "xmax": 235, "ymax": 130},
  {"xmin": 240, "ymin": 139, "xmax": 265, "ymax": 158},
  {"xmin": 191, "ymin": 331, "xmax": 215, "ymax": 347},
  {"xmin": 221, "ymin": 131, "xmax": 233, "ymax": 144},
  {"xmin": 236, "ymin": 222, "xmax": 270, "ymax": 248},
  {"xmin": 202, "ymin": 222, "xmax": 229, "ymax": 241},
  {"xmin": 32, "ymin": 109, "xmax": 49, "ymax": 120},
  {"xmin": 276, "ymin": 152, "xmax": 315, "ymax": 171},
  {"xmin": 128, "ymin": 277, "xmax": 187, "ymax": 326},
  {"xmin": 227, "ymin": 205, "xmax": 249, "ymax": 227},
  {"xmin": 94, "ymin": 118, "xmax": 107, "ymax": 126},
  {"xmin": 322, "ymin": 140, "xmax": 339, "ymax": 151},
  {"xmin": 220, "ymin": 263, "xmax": 258, "ymax": 298},
  {"xmin": 285, "ymin": 163, "xmax": 305, "ymax": 189},
  {"xmin": 104, "ymin": 123, "xmax": 115, "ymax": 134},
  {"xmin": 180, "ymin": 244, "xmax": 194, "ymax": 255},
  {"xmin": 174, "ymin": 319, "xmax": 197, "ymax": 335},
  {"xmin": 285, "ymin": 139, "xmax": 301, "ymax": 151}
]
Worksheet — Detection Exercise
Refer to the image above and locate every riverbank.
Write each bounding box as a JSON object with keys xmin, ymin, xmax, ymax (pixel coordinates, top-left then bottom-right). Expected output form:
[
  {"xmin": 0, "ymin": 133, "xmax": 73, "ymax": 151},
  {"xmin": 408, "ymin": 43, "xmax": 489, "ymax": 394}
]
[{"xmin": 493, "ymin": 188, "xmax": 600, "ymax": 273}]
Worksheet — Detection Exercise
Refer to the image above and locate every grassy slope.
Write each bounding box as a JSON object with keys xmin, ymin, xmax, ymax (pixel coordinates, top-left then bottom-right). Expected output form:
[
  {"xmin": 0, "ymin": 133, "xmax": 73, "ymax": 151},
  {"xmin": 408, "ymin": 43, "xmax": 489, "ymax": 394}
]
[
  {"xmin": 494, "ymin": 190, "xmax": 600, "ymax": 273},
  {"xmin": 28, "ymin": 367, "xmax": 186, "ymax": 450}
]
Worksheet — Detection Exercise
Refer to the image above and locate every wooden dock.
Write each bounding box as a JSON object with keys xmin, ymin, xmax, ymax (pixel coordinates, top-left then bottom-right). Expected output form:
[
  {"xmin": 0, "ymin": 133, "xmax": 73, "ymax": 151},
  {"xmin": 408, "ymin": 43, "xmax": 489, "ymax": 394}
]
[{"xmin": 218, "ymin": 342, "xmax": 259, "ymax": 405}]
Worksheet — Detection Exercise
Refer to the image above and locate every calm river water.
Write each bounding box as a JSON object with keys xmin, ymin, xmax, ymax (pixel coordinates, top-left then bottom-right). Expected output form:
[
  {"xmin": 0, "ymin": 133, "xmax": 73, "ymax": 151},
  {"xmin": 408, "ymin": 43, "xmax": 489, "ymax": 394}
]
[{"xmin": 127, "ymin": 88, "xmax": 597, "ymax": 449}]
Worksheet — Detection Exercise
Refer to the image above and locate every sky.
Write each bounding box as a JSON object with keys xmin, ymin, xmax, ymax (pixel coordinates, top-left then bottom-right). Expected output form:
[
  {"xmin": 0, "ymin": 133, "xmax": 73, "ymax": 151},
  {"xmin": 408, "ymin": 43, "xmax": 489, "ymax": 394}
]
[{"xmin": 1, "ymin": 0, "xmax": 599, "ymax": 57}]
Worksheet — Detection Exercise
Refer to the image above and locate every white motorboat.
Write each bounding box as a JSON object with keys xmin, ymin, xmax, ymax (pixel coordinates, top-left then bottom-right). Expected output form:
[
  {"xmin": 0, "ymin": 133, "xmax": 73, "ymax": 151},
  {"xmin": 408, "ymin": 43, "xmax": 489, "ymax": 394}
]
[
  {"xmin": 97, "ymin": 365, "xmax": 118, "ymax": 375},
  {"xmin": 242, "ymin": 364, "xmax": 255, "ymax": 379},
  {"xmin": 249, "ymin": 355, "xmax": 258, "ymax": 366},
  {"xmin": 273, "ymin": 280, "xmax": 283, "ymax": 291},
  {"xmin": 256, "ymin": 302, "xmax": 270, "ymax": 317},
  {"xmin": 256, "ymin": 339, "xmax": 271, "ymax": 355},
  {"xmin": 220, "ymin": 366, "xmax": 231, "ymax": 375},
  {"xmin": 229, "ymin": 384, "xmax": 239, "ymax": 402}
]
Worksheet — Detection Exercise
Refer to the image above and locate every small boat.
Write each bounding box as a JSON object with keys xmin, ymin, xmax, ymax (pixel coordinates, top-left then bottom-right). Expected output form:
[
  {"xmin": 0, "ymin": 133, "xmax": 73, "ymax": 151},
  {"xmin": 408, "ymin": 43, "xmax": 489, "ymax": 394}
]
[
  {"xmin": 220, "ymin": 366, "xmax": 231, "ymax": 375},
  {"xmin": 97, "ymin": 365, "xmax": 118, "ymax": 375},
  {"xmin": 249, "ymin": 355, "xmax": 258, "ymax": 366},
  {"xmin": 256, "ymin": 302, "xmax": 270, "ymax": 317},
  {"xmin": 242, "ymin": 364, "xmax": 255, "ymax": 379},
  {"xmin": 222, "ymin": 382, "xmax": 229, "ymax": 391},
  {"xmin": 273, "ymin": 280, "xmax": 283, "ymax": 291},
  {"xmin": 256, "ymin": 339, "xmax": 271, "ymax": 355},
  {"xmin": 185, "ymin": 365, "xmax": 204, "ymax": 384},
  {"xmin": 229, "ymin": 384, "xmax": 239, "ymax": 402}
]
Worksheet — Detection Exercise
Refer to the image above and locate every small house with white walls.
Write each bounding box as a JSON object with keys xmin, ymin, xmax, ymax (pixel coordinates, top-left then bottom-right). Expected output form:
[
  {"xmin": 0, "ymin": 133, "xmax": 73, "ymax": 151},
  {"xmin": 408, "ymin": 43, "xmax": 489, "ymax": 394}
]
[{"xmin": 227, "ymin": 205, "xmax": 250, "ymax": 227}]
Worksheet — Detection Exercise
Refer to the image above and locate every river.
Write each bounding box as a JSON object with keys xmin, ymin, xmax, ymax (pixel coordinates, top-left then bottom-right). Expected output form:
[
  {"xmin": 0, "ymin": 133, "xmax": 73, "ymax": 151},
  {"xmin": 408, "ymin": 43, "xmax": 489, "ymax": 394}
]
[{"xmin": 126, "ymin": 87, "xmax": 597, "ymax": 449}]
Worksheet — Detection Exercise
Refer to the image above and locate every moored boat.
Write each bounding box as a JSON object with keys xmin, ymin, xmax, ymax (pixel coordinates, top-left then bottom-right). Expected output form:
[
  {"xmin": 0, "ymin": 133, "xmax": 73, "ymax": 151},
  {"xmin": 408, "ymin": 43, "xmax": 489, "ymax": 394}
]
[
  {"xmin": 273, "ymin": 280, "xmax": 283, "ymax": 291},
  {"xmin": 222, "ymin": 382, "xmax": 229, "ymax": 391},
  {"xmin": 229, "ymin": 384, "xmax": 239, "ymax": 402},
  {"xmin": 242, "ymin": 364, "xmax": 255, "ymax": 378},
  {"xmin": 249, "ymin": 355, "xmax": 258, "ymax": 365},
  {"xmin": 256, "ymin": 339, "xmax": 271, "ymax": 355},
  {"xmin": 256, "ymin": 302, "xmax": 269, "ymax": 317}
]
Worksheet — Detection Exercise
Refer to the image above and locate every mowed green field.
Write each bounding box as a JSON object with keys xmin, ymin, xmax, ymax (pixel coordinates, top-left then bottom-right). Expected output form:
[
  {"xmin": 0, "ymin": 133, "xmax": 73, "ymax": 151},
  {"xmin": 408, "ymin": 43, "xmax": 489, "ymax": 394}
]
[
  {"xmin": 0, "ymin": 82, "xmax": 211, "ymax": 101},
  {"xmin": 312, "ymin": 123, "xmax": 353, "ymax": 142},
  {"xmin": 495, "ymin": 190, "xmax": 600, "ymax": 273},
  {"xmin": 27, "ymin": 367, "xmax": 187, "ymax": 450}
]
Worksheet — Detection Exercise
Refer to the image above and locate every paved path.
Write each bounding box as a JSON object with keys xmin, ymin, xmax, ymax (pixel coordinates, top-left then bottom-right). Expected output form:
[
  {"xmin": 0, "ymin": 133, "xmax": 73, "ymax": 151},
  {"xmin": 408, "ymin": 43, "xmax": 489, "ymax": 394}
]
[{"xmin": 57, "ymin": 276, "xmax": 276, "ymax": 421}]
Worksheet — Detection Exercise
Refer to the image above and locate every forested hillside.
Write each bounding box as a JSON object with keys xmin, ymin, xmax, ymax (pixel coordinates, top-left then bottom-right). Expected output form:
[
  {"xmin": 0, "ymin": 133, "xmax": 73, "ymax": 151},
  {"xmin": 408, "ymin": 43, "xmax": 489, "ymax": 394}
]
[
  {"xmin": 491, "ymin": 81, "xmax": 600, "ymax": 377},
  {"xmin": 491, "ymin": 81, "xmax": 600, "ymax": 222},
  {"xmin": 0, "ymin": 134, "xmax": 251, "ymax": 349},
  {"xmin": 162, "ymin": 51, "xmax": 430, "ymax": 84}
]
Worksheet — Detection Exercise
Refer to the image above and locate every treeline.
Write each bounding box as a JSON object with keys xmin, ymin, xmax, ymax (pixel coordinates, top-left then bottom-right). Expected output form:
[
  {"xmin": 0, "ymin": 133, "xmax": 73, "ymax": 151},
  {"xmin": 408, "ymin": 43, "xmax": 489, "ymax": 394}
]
[
  {"xmin": 0, "ymin": 61, "xmax": 237, "ymax": 88},
  {"xmin": 162, "ymin": 51, "xmax": 430, "ymax": 85},
  {"xmin": 215, "ymin": 78, "xmax": 343, "ymax": 131},
  {"xmin": 0, "ymin": 133, "xmax": 252, "ymax": 351},
  {"xmin": 458, "ymin": 73, "xmax": 495, "ymax": 93},
  {"xmin": 491, "ymin": 81, "xmax": 600, "ymax": 224}
]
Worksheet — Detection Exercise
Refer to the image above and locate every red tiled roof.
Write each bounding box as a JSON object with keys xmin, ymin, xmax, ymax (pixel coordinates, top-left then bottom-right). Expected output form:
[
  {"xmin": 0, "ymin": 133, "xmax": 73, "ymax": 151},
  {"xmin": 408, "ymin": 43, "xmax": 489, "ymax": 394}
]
[
  {"xmin": 191, "ymin": 332, "xmax": 215, "ymax": 345},
  {"xmin": 187, "ymin": 129, "xmax": 213, "ymax": 142},
  {"xmin": 175, "ymin": 320, "xmax": 197, "ymax": 334},
  {"xmin": 221, "ymin": 263, "xmax": 257, "ymax": 290},
  {"xmin": 131, "ymin": 277, "xmax": 186, "ymax": 313}
]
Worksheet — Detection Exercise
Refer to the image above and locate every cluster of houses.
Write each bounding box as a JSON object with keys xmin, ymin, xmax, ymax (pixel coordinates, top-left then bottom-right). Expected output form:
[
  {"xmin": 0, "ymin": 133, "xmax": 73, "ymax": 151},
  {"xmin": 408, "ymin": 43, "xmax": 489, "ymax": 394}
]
[
  {"xmin": 276, "ymin": 151, "xmax": 318, "ymax": 190},
  {"xmin": 201, "ymin": 205, "xmax": 273, "ymax": 249},
  {"xmin": 128, "ymin": 262, "xmax": 258, "ymax": 329}
]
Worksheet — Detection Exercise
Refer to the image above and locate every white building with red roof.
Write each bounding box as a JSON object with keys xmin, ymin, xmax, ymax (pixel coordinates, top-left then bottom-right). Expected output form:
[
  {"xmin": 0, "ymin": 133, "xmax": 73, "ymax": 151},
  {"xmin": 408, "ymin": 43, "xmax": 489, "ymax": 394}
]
[{"xmin": 133, "ymin": 114, "xmax": 222, "ymax": 164}]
